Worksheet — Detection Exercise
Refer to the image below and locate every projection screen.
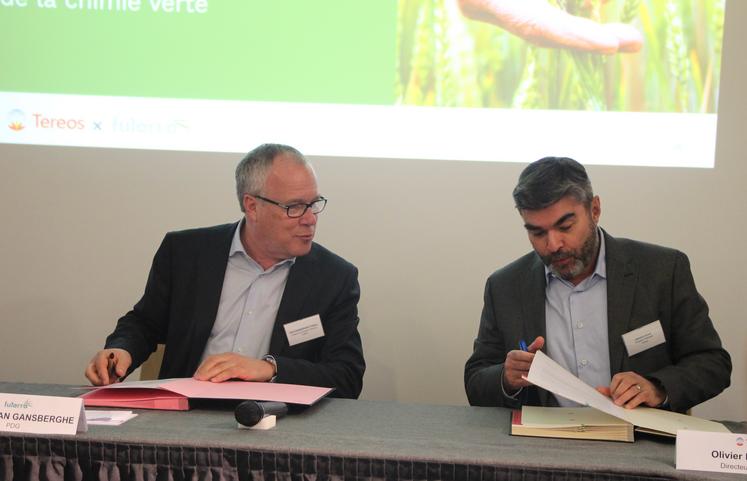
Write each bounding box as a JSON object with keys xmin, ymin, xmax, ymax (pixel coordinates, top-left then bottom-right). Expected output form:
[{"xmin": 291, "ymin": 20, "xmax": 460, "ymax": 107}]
[{"xmin": 0, "ymin": 0, "xmax": 726, "ymax": 167}]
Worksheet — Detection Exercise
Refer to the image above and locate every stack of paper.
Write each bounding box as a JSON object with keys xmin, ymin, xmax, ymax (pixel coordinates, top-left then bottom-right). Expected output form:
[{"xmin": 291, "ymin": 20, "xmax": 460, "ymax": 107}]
[{"xmin": 512, "ymin": 406, "xmax": 634, "ymax": 442}]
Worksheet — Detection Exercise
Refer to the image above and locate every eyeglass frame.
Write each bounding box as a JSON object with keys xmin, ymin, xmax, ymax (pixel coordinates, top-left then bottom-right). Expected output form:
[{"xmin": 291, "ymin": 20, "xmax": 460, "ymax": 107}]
[{"xmin": 253, "ymin": 194, "xmax": 328, "ymax": 218}]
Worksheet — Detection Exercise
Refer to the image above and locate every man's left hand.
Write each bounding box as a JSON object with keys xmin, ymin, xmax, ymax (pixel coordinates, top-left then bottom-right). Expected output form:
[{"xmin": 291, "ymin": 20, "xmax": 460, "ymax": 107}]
[
  {"xmin": 194, "ymin": 353, "xmax": 276, "ymax": 383},
  {"xmin": 596, "ymin": 372, "xmax": 666, "ymax": 409}
]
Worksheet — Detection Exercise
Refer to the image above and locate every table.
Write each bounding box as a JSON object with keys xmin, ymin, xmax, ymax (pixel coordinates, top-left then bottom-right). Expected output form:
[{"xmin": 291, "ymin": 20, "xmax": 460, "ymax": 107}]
[{"xmin": 0, "ymin": 382, "xmax": 743, "ymax": 481}]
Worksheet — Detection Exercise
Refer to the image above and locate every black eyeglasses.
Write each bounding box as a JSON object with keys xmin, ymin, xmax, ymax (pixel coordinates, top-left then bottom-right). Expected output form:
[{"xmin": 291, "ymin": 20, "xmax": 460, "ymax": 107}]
[{"xmin": 254, "ymin": 195, "xmax": 327, "ymax": 218}]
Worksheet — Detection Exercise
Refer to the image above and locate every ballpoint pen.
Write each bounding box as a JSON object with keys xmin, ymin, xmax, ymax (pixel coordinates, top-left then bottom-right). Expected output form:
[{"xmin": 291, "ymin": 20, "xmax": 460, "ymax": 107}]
[
  {"xmin": 107, "ymin": 352, "xmax": 121, "ymax": 383},
  {"xmin": 517, "ymin": 339, "xmax": 530, "ymax": 403}
]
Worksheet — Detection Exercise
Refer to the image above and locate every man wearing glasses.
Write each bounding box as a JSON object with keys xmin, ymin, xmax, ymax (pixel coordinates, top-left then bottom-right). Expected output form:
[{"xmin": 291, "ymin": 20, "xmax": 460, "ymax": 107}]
[{"xmin": 85, "ymin": 143, "xmax": 365, "ymax": 399}]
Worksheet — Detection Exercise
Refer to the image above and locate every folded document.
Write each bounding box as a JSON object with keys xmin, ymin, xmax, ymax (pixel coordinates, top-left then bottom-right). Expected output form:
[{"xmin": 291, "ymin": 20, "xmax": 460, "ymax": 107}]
[{"xmin": 80, "ymin": 378, "xmax": 333, "ymax": 411}]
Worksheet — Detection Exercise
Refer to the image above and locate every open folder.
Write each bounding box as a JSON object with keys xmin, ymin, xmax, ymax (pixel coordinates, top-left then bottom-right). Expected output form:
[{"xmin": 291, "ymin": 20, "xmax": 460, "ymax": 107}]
[
  {"xmin": 80, "ymin": 378, "xmax": 333, "ymax": 411},
  {"xmin": 518, "ymin": 351, "xmax": 729, "ymax": 439}
]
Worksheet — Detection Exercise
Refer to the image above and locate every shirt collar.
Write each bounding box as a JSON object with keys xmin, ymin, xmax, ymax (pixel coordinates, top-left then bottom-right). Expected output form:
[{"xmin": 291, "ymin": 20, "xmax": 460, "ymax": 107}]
[
  {"xmin": 545, "ymin": 227, "xmax": 607, "ymax": 284},
  {"xmin": 230, "ymin": 219, "xmax": 296, "ymax": 271}
]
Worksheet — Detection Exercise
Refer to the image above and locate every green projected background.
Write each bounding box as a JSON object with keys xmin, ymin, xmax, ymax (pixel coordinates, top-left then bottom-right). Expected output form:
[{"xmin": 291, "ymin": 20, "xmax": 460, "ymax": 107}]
[
  {"xmin": 0, "ymin": 1, "xmax": 397, "ymax": 104},
  {"xmin": 398, "ymin": 0, "xmax": 724, "ymax": 113},
  {"xmin": 0, "ymin": 0, "xmax": 726, "ymax": 168}
]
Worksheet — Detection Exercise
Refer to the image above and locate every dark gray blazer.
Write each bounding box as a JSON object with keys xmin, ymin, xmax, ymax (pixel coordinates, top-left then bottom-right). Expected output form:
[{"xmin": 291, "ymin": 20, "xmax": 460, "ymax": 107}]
[
  {"xmin": 105, "ymin": 222, "xmax": 365, "ymax": 399},
  {"xmin": 464, "ymin": 230, "xmax": 731, "ymax": 413}
]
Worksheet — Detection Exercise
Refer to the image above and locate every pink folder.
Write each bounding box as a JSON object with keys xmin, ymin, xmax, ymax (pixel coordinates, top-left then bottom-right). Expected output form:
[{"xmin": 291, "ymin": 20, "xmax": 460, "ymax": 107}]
[{"xmin": 80, "ymin": 378, "xmax": 333, "ymax": 411}]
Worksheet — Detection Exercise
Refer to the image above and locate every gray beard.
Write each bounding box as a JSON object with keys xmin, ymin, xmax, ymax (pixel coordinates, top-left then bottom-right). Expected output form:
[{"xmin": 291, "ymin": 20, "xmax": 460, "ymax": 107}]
[{"xmin": 545, "ymin": 225, "xmax": 600, "ymax": 281}]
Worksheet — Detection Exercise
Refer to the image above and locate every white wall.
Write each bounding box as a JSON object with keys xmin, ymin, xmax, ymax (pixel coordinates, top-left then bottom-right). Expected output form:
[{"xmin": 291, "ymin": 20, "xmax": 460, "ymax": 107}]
[{"xmin": 1, "ymin": 2, "xmax": 745, "ymax": 421}]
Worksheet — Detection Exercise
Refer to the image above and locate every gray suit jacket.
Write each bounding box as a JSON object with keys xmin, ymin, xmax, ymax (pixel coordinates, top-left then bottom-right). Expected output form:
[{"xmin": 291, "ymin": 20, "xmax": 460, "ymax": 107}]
[{"xmin": 464, "ymin": 230, "xmax": 731, "ymax": 413}]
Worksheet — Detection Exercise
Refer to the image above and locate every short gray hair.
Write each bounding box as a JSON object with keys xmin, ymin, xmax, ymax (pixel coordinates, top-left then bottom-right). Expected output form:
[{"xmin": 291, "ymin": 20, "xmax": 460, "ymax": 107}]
[
  {"xmin": 235, "ymin": 143, "xmax": 307, "ymax": 211},
  {"xmin": 512, "ymin": 157, "xmax": 594, "ymax": 211}
]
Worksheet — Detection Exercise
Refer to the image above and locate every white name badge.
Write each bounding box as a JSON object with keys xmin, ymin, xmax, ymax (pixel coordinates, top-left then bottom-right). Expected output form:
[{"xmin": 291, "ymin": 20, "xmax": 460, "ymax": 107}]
[
  {"xmin": 622, "ymin": 320, "xmax": 666, "ymax": 357},
  {"xmin": 0, "ymin": 393, "xmax": 87, "ymax": 435},
  {"xmin": 677, "ymin": 430, "xmax": 747, "ymax": 474},
  {"xmin": 284, "ymin": 314, "xmax": 325, "ymax": 346}
]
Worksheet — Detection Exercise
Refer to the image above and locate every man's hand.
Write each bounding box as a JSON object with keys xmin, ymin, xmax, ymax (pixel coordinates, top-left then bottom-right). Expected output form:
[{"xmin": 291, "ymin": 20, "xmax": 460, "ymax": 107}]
[
  {"xmin": 85, "ymin": 348, "xmax": 132, "ymax": 386},
  {"xmin": 503, "ymin": 336, "xmax": 545, "ymax": 391},
  {"xmin": 458, "ymin": 0, "xmax": 643, "ymax": 54},
  {"xmin": 194, "ymin": 352, "xmax": 276, "ymax": 383},
  {"xmin": 596, "ymin": 371, "xmax": 666, "ymax": 409}
]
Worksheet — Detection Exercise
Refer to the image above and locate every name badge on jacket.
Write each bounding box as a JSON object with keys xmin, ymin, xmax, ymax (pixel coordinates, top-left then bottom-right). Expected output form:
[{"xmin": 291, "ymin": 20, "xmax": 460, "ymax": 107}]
[
  {"xmin": 284, "ymin": 314, "xmax": 325, "ymax": 346},
  {"xmin": 622, "ymin": 320, "xmax": 666, "ymax": 357}
]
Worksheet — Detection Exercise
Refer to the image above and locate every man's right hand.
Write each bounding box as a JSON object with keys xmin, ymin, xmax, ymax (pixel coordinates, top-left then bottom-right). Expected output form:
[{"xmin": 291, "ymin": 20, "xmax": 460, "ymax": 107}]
[
  {"xmin": 85, "ymin": 348, "xmax": 132, "ymax": 386},
  {"xmin": 503, "ymin": 336, "xmax": 545, "ymax": 391}
]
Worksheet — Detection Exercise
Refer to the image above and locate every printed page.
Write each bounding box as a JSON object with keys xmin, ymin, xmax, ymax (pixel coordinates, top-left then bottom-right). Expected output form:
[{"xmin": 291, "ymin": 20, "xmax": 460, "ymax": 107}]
[{"xmin": 522, "ymin": 406, "xmax": 630, "ymax": 428}]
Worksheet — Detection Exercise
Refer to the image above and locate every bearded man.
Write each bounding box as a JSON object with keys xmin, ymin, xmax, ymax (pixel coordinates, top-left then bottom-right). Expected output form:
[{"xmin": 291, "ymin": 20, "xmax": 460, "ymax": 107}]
[{"xmin": 464, "ymin": 157, "xmax": 730, "ymax": 413}]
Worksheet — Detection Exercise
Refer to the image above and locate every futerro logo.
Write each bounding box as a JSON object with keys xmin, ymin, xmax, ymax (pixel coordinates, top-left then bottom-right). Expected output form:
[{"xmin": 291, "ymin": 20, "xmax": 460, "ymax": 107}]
[{"xmin": 8, "ymin": 109, "xmax": 25, "ymax": 131}]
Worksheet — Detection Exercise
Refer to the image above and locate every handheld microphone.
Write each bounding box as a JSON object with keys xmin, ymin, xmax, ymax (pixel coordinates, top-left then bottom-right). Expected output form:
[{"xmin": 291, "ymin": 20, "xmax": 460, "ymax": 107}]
[{"xmin": 235, "ymin": 400, "xmax": 288, "ymax": 427}]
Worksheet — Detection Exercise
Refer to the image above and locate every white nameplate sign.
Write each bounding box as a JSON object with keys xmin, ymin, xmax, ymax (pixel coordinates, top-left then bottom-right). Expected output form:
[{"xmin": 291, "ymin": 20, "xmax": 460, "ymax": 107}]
[
  {"xmin": 676, "ymin": 430, "xmax": 747, "ymax": 474},
  {"xmin": 0, "ymin": 393, "xmax": 87, "ymax": 435}
]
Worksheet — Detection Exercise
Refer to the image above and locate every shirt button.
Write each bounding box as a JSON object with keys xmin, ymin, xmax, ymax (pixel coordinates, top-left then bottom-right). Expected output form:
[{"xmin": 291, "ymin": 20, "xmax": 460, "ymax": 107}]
[
  {"xmin": 580, "ymin": 359, "xmax": 588, "ymax": 367},
  {"xmin": 576, "ymin": 321, "xmax": 584, "ymax": 329}
]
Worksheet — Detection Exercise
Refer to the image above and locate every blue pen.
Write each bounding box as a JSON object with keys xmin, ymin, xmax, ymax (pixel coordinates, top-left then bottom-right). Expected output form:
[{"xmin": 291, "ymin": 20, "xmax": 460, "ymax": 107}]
[{"xmin": 517, "ymin": 340, "xmax": 530, "ymax": 403}]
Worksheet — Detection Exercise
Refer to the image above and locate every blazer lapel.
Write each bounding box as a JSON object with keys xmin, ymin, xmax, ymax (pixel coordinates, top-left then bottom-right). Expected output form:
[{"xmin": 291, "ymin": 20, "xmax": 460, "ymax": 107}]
[
  {"xmin": 521, "ymin": 255, "xmax": 550, "ymax": 405},
  {"xmin": 187, "ymin": 223, "xmax": 236, "ymax": 374},
  {"xmin": 604, "ymin": 231, "xmax": 637, "ymax": 375},
  {"xmin": 521, "ymin": 256, "xmax": 547, "ymax": 344},
  {"xmin": 269, "ymin": 246, "xmax": 315, "ymax": 354}
]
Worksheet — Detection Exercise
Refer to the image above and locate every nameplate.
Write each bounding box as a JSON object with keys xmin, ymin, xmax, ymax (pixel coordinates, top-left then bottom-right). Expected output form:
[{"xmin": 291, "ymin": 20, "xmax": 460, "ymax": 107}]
[
  {"xmin": 284, "ymin": 314, "xmax": 325, "ymax": 346},
  {"xmin": 676, "ymin": 430, "xmax": 747, "ymax": 474},
  {"xmin": 622, "ymin": 320, "xmax": 665, "ymax": 357},
  {"xmin": 0, "ymin": 393, "xmax": 87, "ymax": 435}
]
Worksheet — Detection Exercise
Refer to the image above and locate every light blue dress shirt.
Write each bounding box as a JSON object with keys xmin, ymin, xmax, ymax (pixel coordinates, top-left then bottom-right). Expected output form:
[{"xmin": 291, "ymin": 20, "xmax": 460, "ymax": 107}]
[
  {"xmin": 199, "ymin": 220, "xmax": 294, "ymax": 364},
  {"xmin": 545, "ymin": 229, "xmax": 610, "ymax": 407}
]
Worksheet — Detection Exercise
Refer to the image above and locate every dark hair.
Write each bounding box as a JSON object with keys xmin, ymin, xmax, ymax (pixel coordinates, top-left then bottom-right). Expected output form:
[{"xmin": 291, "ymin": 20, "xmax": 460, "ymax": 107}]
[
  {"xmin": 235, "ymin": 143, "xmax": 307, "ymax": 211},
  {"xmin": 512, "ymin": 157, "xmax": 594, "ymax": 211}
]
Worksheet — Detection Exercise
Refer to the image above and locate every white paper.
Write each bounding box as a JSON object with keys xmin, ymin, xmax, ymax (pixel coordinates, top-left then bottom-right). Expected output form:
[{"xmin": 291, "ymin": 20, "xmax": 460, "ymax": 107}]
[
  {"xmin": 525, "ymin": 350, "xmax": 628, "ymax": 416},
  {"xmin": 85, "ymin": 410, "xmax": 138, "ymax": 426},
  {"xmin": 525, "ymin": 350, "xmax": 728, "ymax": 436}
]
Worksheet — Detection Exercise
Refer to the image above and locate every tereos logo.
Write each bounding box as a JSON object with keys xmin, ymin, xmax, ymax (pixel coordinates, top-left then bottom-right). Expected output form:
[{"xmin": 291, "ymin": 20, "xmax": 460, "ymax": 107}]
[
  {"xmin": 8, "ymin": 109, "xmax": 25, "ymax": 131},
  {"xmin": 737, "ymin": 437, "xmax": 744, "ymax": 447}
]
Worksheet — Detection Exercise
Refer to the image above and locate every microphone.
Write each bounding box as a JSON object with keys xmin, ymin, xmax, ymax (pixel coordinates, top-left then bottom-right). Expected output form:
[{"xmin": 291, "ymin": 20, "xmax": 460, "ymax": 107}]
[{"xmin": 235, "ymin": 400, "xmax": 288, "ymax": 427}]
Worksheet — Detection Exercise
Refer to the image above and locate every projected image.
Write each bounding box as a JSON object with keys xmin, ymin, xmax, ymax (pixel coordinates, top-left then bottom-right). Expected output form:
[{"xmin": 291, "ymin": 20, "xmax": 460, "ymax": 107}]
[
  {"xmin": 0, "ymin": 0, "xmax": 727, "ymax": 167},
  {"xmin": 397, "ymin": 0, "xmax": 724, "ymax": 113}
]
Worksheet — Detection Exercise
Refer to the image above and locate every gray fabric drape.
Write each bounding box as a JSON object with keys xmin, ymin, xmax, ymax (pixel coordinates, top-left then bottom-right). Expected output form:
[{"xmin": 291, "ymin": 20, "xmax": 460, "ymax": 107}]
[{"xmin": 1, "ymin": 382, "xmax": 744, "ymax": 481}]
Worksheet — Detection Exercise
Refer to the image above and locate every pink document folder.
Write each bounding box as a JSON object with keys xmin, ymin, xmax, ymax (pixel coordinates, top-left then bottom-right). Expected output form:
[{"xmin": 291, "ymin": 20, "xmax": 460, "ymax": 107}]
[{"xmin": 80, "ymin": 378, "xmax": 333, "ymax": 411}]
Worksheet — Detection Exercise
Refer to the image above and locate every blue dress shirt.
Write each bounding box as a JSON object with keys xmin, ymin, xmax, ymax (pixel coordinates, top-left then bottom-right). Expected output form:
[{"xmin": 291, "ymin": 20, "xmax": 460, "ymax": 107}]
[
  {"xmin": 544, "ymin": 229, "xmax": 610, "ymax": 406},
  {"xmin": 199, "ymin": 220, "xmax": 294, "ymax": 363}
]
